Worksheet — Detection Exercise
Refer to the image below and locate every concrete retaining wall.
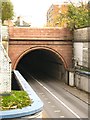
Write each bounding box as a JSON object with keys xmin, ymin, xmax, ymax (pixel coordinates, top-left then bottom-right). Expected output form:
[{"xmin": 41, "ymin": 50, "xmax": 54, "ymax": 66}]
[
  {"xmin": 75, "ymin": 72, "xmax": 90, "ymax": 93},
  {"xmin": 72, "ymin": 27, "xmax": 90, "ymax": 93},
  {"xmin": 0, "ymin": 44, "xmax": 11, "ymax": 94},
  {"xmin": 74, "ymin": 27, "xmax": 89, "ymax": 42},
  {"xmin": 0, "ymin": 70, "xmax": 43, "ymax": 119},
  {"xmin": 74, "ymin": 27, "xmax": 89, "ymax": 68},
  {"xmin": 69, "ymin": 70, "xmax": 90, "ymax": 93}
]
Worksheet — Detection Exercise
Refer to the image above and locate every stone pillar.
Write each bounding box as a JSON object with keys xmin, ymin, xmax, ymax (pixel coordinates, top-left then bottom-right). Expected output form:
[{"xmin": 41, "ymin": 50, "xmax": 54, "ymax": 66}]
[
  {"xmin": 0, "ymin": 44, "xmax": 11, "ymax": 95},
  {"xmin": 65, "ymin": 70, "xmax": 69, "ymax": 85},
  {"xmin": 2, "ymin": 26, "xmax": 9, "ymax": 53},
  {"xmin": 0, "ymin": 21, "xmax": 12, "ymax": 94},
  {"xmin": 69, "ymin": 69, "xmax": 75, "ymax": 87}
]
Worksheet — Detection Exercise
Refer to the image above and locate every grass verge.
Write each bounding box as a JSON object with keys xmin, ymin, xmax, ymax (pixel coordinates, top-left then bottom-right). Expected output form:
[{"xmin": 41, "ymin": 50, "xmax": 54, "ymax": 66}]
[{"xmin": 1, "ymin": 90, "xmax": 32, "ymax": 110}]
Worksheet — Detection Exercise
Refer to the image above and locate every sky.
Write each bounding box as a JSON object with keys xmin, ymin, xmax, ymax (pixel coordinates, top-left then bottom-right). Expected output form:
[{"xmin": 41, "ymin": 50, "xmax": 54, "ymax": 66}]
[{"xmin": 11, "ymin": 0, "xmax": 88, "ymax": 27}]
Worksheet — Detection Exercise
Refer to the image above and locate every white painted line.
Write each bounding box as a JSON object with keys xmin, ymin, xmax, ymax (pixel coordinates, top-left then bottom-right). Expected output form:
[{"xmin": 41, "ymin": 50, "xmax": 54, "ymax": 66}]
[
  {"xmin": 48, "ymin": 102, "xmax": 51, "ymax": 104},
  {"xmin": 35, "ymin": 79, "xmax": 81, "ymax": 119},
  {"xmin": 54, "ymin": 110, "xmax": 61, "ymax": 113},
  {"xmin": 60, "ymin": 116, "xmax": 65, "ymax": 118}
]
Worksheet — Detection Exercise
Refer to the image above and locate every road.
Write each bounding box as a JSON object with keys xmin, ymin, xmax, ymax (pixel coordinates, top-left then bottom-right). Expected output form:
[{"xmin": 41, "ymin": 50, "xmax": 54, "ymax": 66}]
[{"xmin": 22, "ymin": 72, "xmax": 88, "ymax": 119}]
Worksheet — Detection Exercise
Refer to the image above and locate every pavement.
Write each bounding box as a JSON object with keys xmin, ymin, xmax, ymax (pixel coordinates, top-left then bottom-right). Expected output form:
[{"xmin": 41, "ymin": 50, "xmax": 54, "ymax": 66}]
[{"xmin": 60, "ymin": 82, "xmax": 89, "ymax": 105}]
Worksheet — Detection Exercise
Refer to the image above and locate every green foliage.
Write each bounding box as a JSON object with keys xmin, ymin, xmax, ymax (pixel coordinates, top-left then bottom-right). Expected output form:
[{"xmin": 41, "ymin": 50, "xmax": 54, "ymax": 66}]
[
  {"xmin": 67, "ymin": 3, "xmax": 89, "ymax": 30},
  {"xmin": 57, "ymin": 2, "xmax": 89, "ymax": 30},
  {"xmin": 2, "ymin": 0, "xmax": 14, "ymax": 23},
  {"xmin": 1, "ymin": 90, "xmax": 32, "ymax": 110}
]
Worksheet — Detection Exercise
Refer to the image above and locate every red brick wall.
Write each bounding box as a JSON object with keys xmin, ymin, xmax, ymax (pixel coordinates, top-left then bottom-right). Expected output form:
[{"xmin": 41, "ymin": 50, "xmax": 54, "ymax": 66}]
[
  {"xmin": 8, "ymin": 27, "xmax": 73, "ymax": 69},
  {"xmin": 9, "ymin": 27, "xmax": 73, "ymax": 40}
]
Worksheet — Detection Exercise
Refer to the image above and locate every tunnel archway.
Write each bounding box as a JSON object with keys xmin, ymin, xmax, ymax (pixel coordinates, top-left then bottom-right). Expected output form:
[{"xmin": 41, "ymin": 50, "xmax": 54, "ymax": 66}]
[{"xmin": 16, "ymin": 47, "xmax": 67, "ymax": 82}]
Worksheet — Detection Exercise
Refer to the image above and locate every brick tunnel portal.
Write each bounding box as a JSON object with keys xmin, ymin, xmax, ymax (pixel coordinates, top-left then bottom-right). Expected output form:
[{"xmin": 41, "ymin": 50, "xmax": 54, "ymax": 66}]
[{"xmin": 16, "ymin": 48, "xmax": 66, "ymax": 82}]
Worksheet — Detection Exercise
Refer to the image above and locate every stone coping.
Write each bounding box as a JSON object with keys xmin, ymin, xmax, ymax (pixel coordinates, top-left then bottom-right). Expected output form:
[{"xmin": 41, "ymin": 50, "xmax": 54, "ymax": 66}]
[{"xmin": 0, "ymin": 70, "xmax": 43, "ymax": 119}]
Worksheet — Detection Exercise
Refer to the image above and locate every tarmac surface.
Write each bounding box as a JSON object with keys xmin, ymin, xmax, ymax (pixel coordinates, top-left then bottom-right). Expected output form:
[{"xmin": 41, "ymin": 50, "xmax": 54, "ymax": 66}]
[
  {"xmin": 1, "ymin": 78, "xmax": 90, "ymax": 119},
  {"xmin": 61, "ymin": 82, "xmax": 89, "ymax": 105}
]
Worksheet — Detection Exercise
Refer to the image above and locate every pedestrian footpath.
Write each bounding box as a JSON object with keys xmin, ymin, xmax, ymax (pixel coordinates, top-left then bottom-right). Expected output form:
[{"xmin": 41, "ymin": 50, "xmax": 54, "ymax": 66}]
[{"xmin": 61, "ymin": 82, "xmax": 89, "ymax": 105}]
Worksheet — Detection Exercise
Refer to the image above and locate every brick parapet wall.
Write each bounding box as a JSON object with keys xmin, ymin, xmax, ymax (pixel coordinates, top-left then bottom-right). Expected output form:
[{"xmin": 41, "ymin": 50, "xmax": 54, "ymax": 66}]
[{"xmin": 9, "ymin": 27, "xmax": 73, "ymax": 40}]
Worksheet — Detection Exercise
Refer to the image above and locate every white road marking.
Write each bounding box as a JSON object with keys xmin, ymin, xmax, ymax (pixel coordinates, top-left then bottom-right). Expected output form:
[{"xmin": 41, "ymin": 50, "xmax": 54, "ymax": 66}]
[
  {"xmin": 35, "ymin": 79, "xmax": 81, "ymax": 119},
  {"xmin": 48, "ymin": 102, "xmax": 51, "ymax": 104},
  {"xmin": 54, "ymin": 110, "xmax": 61, "ymax": 113},
  {"xmin": 60, "ymin": 116, "xmax": 65, "ymax": 118}
]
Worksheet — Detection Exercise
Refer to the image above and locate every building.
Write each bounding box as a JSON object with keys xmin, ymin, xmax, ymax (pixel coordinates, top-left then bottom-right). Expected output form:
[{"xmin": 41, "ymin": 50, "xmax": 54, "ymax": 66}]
[
  {"xmin": 46, "ymin": 2, "xmax": 68, "ymax": 27},
  {"xmin": 47, "ymin": 4, "xmax": 60, "ymax": 27},
  {"xmin": 3, "ymin": 20, "xmax": 14, "ymax": 26},
  {"xmin": 14, "ymin": 16, "xmax": 31, "ymax": 27}
]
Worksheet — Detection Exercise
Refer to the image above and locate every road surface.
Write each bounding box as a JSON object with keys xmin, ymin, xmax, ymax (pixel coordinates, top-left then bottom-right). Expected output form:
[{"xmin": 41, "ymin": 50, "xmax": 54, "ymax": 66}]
[{"xmin": 22, "ymin": 72, "xmax": 88, "ymax": 119}]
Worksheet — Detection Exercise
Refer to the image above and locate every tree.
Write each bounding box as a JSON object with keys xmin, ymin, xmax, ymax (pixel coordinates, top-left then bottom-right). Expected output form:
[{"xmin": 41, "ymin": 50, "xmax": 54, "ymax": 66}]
[
  {"xmin": 57, "ymin": 2, "xmax": 89, "ymax": 30},
  {"xmin": 2, "ymin": 0, "xmax": 14, "ymax": 24},
  {"xmin": 66, "ymin": 2, "xmax": 89, "ymax": 30}
]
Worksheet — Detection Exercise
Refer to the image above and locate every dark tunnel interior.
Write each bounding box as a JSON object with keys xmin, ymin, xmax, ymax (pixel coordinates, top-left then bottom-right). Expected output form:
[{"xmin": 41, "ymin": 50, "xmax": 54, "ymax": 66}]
[{"xmin": 16, "ymin": 49, "xmax": 66, "ymax": 82}]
